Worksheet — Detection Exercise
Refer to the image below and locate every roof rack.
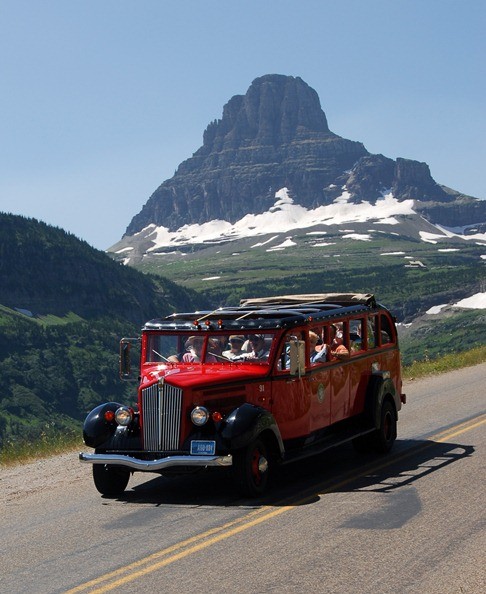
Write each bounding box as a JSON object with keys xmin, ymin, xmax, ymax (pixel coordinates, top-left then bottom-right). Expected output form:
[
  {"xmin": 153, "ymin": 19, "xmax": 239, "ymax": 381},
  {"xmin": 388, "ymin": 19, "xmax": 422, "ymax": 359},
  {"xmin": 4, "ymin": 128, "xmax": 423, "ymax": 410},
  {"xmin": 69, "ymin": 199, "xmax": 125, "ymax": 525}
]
[
  {"xmin": 239, "ymin": 293, "xmax": 376, "ymax": 308},
  {"xmin": 143, "ymin": 293, "xmax": 378, "ymax": 332}
]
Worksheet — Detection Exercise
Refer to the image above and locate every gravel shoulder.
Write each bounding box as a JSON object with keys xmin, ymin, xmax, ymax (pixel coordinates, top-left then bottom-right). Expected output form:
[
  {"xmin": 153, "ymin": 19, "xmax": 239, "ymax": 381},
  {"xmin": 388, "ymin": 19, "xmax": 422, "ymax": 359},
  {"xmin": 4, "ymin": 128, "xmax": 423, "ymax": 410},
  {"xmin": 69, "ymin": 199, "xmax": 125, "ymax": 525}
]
[{"xmin": 1, "ymin": 449, "xmax": 89, "ymax": 506}]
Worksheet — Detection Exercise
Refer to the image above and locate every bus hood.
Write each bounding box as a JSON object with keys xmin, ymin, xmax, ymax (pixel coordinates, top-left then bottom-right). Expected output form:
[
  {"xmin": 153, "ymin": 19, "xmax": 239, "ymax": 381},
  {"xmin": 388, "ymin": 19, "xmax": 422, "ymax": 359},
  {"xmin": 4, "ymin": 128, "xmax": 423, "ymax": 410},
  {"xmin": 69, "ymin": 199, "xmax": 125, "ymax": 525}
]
[{"xmin": 141, "ymin": 362, "xmax": 270, "ymax": 389}]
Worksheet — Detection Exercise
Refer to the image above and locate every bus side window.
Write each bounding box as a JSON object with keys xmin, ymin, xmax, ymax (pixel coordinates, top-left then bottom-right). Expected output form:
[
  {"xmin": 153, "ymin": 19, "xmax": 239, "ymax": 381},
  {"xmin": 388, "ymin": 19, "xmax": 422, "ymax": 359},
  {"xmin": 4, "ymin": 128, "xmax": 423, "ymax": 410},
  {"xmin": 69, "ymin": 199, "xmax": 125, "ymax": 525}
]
[
  {"xmin": 349, "ymin": 319, "xmax": 364, "ymax": 354},
  {"xmin": 331, "ymin": 321, "xmax": 350, "ymax": 360},
  {"xmin": 309, "ymin": 325, "xmax": 326, "ymax": 365},
  {"xmin": 380, "ymin": 313, "xmax": 394, "ymax": 345},
  {"xmin": 367, "ymin": 316, "xmax": 377, "ymax": 349},
  {"xmin": 278, "ymin": 331, "xmax": 304, "ymax": 371}
]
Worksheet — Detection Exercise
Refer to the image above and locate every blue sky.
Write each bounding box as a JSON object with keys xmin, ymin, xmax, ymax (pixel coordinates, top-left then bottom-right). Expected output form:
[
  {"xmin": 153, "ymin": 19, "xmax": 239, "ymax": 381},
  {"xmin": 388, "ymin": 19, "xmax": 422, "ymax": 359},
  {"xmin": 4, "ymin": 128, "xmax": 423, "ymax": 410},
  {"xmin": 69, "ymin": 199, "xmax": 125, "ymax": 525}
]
[{"xmin": 1, "ymin": 0, "xmax": 484, "ymax": 250}]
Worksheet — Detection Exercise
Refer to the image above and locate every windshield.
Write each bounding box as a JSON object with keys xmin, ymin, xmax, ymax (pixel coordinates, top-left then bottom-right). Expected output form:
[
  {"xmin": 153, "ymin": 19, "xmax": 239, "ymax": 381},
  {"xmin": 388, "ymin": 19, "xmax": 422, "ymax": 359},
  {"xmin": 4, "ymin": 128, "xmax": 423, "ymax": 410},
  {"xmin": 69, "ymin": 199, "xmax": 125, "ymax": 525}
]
[{"xmin": 144, "ymin": 332, "xmax": 276, "ymax": 365}]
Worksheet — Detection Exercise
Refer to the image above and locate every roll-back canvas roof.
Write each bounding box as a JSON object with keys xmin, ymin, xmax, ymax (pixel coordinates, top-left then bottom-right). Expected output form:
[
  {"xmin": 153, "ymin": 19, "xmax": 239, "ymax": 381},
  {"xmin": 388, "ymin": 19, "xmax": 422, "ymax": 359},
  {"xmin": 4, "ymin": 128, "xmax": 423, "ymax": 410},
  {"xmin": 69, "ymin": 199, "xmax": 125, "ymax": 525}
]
[{"xmin": 240, "ymin": 293, "xmax": 376, "ymax": 308}]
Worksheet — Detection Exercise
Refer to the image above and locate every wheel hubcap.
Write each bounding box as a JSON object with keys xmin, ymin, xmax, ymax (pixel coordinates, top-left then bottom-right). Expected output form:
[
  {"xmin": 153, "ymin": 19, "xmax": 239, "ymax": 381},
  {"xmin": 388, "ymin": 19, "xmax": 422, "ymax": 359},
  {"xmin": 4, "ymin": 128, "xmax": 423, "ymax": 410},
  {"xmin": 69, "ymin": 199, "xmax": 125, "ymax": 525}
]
[
  {"xmin": 258, "ymin": 455, "xmax": 269, "ymax": 474},
  {"xmin": 251, "ymin": 450, "xmax": 268, "ymax": 484}
]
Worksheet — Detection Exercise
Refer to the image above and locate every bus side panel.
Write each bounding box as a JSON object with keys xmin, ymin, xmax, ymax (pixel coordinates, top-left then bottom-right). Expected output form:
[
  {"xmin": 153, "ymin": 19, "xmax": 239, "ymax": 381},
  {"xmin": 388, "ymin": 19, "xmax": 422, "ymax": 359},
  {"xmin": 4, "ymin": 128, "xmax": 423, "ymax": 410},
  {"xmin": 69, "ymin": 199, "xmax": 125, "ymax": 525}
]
[
  {"xmin": 309, "ymin": 367, "xmax": 332, "ymax": 433},
  {"xmin": 270, "ymin": 376, "xmax": 311, "ymax": 440},
  {"xmin": 349, "ymin": 356, "xmax": 373, "ymax": 417},
  {"xmin": 379, "ymin": 348, "xmax": 403, "ymax": 412},
  {"xmin": 330, "ymin": 363, "xmax": 351, "ymax": 425}
]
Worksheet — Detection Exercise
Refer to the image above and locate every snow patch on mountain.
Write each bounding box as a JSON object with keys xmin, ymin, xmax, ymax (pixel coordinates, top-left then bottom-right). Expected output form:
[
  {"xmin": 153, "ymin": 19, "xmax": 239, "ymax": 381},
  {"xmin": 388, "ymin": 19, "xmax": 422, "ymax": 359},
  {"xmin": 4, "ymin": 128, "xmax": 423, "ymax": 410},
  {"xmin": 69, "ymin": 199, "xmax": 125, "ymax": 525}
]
[
  {"xmin": 454, "ymin": 292, "xmax": 486, "ymax": 309},
  {"xmin": 426, "ymin": 292, "xmax": 486, "ymax": 314},
  {"xmin": 140, "ymin": 188, "xmax": 416, "ymax": 251}
]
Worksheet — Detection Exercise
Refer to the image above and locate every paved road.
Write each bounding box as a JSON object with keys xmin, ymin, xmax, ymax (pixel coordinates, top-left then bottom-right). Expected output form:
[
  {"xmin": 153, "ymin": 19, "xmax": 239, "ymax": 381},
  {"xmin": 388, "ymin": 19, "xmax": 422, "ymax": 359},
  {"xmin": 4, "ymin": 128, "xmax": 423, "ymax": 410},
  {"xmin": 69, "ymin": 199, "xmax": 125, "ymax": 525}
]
[{"xmin": 1, "ymin": 364, "xmax": 485, "ymax": 594}]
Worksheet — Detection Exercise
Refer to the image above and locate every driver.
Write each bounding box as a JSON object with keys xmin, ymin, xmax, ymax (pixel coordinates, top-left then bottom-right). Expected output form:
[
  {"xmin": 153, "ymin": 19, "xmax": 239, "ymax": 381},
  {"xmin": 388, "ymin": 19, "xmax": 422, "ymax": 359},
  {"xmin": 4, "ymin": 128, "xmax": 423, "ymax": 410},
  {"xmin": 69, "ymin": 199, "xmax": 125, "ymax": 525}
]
[{"xmin": 238, "ymin": 334, "xmax": 270, "ymax": 361}]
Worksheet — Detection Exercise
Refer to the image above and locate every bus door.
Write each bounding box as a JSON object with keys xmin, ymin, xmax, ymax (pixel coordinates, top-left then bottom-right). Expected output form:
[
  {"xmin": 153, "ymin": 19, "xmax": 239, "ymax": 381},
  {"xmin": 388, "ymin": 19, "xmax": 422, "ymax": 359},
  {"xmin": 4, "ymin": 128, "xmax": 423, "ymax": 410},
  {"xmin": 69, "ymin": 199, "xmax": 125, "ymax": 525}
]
[
  {"xmin": 271, "ymin": 331, "xmax": 311, "ymax": 439},
  {"xmin": 376, "ymin": 312, "xmax": 401, "ymax": 389},
  {"xmin": 328, "ymin": 321, "xmax": 351, "ymax": 424},
  {"xmin": 348, "ymin": 317, "xmax": 371, "ymax": 416},
  {"xmin": 308, "ymin": 327, "xmax": 331, "ymax": 433}
]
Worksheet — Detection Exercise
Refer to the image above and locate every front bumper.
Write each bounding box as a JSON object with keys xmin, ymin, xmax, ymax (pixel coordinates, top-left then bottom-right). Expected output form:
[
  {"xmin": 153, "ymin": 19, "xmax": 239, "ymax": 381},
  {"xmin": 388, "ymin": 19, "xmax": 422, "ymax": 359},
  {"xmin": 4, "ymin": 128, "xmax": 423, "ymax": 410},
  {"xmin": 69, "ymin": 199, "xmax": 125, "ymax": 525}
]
[{"xmin": 79, "ymin": 452, "xmax": 233, "ymax": 471}]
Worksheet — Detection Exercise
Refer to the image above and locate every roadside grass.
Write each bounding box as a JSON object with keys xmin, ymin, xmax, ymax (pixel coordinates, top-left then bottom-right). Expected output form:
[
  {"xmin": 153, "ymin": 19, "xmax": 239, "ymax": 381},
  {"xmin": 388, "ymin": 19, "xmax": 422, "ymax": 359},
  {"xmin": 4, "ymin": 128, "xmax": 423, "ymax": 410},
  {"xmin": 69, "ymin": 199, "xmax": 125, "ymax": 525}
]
[
  {"xmin": 0, "ymin": 426, "xmax": 83, "ymax": 468},
  {"xmin": 2, "ymin": 346, "xmax": 485, "ymax": 467},
  {"xmin": 401, "ymin": 345, "xmax": 486, "ymax": 380}
]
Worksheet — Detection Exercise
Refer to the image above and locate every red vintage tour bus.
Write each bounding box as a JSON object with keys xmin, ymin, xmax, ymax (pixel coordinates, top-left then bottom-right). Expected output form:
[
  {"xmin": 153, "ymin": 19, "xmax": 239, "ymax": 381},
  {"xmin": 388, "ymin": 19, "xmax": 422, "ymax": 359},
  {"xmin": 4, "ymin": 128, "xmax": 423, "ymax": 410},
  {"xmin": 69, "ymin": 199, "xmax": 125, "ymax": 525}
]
[{"xmin": 80, "ymin": 293, "xmax": 405, "ymax": 497}]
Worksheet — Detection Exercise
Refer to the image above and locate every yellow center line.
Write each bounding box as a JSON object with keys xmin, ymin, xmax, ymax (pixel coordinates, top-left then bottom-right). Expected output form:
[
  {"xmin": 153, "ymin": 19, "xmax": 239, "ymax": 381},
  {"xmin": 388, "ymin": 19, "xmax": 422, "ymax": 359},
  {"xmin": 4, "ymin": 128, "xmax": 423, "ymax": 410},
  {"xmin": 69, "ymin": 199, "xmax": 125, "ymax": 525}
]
[
  {"xmin": 66, "ymin": 413, "xmax": 485, "ymax": 593},
  {"xmin": 434, "ymin": 414, "xmax": 486, "ymax": 442}
]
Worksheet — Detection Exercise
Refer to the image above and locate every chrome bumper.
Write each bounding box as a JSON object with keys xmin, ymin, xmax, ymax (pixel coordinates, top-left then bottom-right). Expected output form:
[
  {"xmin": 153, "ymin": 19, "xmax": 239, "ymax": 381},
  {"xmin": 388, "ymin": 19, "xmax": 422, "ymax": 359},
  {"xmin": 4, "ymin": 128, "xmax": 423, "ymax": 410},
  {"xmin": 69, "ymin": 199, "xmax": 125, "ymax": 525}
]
[{"xmin": 79, "ymin": 452, "xmax": 232, "ymax": 471}]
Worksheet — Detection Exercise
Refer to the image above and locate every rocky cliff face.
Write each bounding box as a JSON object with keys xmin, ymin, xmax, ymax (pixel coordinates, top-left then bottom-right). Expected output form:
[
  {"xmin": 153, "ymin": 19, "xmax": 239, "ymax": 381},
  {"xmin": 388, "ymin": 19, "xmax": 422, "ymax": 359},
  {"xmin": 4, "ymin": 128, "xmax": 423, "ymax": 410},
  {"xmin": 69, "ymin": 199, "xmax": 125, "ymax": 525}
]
[{"xmin": 124, "ymin": 74, "xmax": 484, "ymax": 238}]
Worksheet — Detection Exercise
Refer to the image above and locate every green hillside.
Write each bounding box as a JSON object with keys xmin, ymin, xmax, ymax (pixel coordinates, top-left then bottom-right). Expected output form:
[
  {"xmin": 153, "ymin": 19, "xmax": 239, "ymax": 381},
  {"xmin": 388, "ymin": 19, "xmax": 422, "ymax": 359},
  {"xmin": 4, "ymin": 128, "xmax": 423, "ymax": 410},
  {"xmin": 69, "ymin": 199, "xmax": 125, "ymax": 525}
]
[
  {"xmin": 0, "ymin": 213, "xmax": 207, "ymax": 322},
  {"xmin": 134, "ymin": 228, "xmax": 484, "ymax": 322},
  {"xmin": 0, "ymin": 214, "xmax": 209, "ymax": 446},
  {"xmin": 398, "ymin": 309, "xmax": 486, "ymax": 365}
]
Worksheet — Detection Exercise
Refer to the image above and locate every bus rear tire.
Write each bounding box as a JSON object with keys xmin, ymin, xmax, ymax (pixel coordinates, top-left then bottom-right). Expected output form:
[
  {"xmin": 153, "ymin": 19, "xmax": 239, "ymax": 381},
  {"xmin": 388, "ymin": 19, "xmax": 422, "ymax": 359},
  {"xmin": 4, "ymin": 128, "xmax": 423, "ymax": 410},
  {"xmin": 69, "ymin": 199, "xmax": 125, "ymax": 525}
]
[
  {"xmin": 374, "ymin": 399, "xmax": 397, "ymax": 454},
  {"xmin": 353, "ymin": 399, "xmax": 397, "ymax": 454}
]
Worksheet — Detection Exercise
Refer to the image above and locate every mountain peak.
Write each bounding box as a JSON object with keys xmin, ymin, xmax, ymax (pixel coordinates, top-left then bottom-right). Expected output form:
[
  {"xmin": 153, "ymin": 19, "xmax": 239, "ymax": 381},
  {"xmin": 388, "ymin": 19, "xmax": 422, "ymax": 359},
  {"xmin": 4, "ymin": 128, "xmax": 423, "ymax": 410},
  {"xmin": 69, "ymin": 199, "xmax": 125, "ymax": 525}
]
[
  {"xmin": 198, "ymin": 74, "xmax": 332, "ymax": 153},
  {"xmin": 122, "ymin": 74, "xmax": 484, "ymax": 240},
  {"xmin": 126, "ymin": 74, "xmax": 367, "ymax": 235}
]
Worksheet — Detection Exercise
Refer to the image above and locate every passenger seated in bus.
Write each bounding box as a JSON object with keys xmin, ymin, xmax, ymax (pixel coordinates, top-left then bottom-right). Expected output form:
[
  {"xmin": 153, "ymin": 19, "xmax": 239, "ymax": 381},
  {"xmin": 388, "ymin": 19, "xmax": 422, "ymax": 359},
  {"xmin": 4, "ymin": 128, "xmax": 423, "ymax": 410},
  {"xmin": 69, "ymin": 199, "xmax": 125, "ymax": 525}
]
[
  {"xmin": 331, "ymin": 326, "xmax": 350, "ymax": 359},
  {"xmin": 310, "ymin": 325, "xmax": 348, "ymax": 362},
  {"xmin": 246, "ymin": 334, "xmax": 270, "ymax": 360},
  {"xmin": 182, "ymin": 337, "xmax": 217, "ymax": 363},
  {"xmin": 208, "ymin": 337, "xmax": 225, "ymax": 358},
  {"xmin": 349, "ymin": 319, "xmax": 366, "ymax": 352},
  {"xmin": 277, "ymin": 336, "xmax": 290, "ymax": 370},
  {"xmin": 367, "ymin": 319, "xmax": 376, "ymax": 349},
  {"xmin": 233, "ymin": 334, "xmax": 270, "ymax": 362},
  {"xmin": 350, "ymin": 333, "xmax": 361, "ymax": 352},
  {"xmin": 277, "ymin": 332, "xmax": 303, "ymax": 370},
  {"xmin": 381, "ymin": 330, "xmax": 391, "ymax": 344},
  {"xmin": 222, "ymin": 335, "xmax": 245, "ymax": 359},
  {"xmin": 182, "ymin": 336, "xmax": 204, "ymax": 362},
  {"xmin": 349, "ymin": 327, "xmax": 362, "ymax": 352},
  {"xmin": 309, "ymin": 331, "xmax": 323, "ymax": 363}
]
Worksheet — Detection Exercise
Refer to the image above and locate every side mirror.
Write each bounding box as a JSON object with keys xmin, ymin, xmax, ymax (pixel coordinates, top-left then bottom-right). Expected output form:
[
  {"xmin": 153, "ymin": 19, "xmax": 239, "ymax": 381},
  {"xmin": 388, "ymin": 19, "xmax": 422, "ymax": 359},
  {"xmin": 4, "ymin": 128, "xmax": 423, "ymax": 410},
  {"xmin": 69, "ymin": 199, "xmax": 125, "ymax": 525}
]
[
  {"xmin": 289, "ymin": 339, "xmax": 306, "ymax": 377},
  {"xmin": 119, "ymin": 337, "xmax": 140, "ymax": 380}
]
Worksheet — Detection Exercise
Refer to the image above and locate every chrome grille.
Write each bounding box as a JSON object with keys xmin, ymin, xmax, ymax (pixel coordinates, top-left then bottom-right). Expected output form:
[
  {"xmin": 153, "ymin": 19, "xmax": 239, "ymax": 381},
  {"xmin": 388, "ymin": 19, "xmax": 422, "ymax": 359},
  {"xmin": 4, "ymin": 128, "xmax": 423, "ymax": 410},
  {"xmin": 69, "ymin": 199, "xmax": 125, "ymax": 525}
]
[{"xmin": 141, "ymin": 381, "xmax": 182, "ymax": 451}]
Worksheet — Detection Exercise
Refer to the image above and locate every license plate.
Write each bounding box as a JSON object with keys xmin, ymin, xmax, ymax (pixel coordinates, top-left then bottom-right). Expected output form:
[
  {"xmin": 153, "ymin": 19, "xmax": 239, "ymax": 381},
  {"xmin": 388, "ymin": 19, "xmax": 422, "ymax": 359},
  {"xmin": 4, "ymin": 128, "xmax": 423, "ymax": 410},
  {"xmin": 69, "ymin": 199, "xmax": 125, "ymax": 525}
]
[{"xmin": 190, "ymin": 440, "xmax": 216, "ymax": 455}]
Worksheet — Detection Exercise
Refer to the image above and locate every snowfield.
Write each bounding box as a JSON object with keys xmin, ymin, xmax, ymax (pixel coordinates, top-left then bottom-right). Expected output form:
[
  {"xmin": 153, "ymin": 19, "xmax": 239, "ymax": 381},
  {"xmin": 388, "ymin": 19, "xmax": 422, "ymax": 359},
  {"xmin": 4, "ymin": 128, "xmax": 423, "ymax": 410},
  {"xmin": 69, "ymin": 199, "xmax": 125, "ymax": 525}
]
[
  {"xmin": 426, "ymin": 293, "xmax": 486, "ymax": 313},
  {"xmin": 138, "ymin": 188, "xmax": 417, "ymax": 251},
  {"xmin": 119, "ymin": 188, "xmax": 486, "ymax": 260}
]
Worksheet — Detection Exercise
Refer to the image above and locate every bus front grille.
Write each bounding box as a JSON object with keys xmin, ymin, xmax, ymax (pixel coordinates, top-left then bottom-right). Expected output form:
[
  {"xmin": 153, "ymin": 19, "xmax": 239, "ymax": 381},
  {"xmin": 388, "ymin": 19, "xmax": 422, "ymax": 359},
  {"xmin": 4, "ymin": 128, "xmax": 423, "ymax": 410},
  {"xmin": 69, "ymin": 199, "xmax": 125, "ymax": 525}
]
[{"xmin": 141, "ymin": 382, "xmax": 182, "ymax": 451}]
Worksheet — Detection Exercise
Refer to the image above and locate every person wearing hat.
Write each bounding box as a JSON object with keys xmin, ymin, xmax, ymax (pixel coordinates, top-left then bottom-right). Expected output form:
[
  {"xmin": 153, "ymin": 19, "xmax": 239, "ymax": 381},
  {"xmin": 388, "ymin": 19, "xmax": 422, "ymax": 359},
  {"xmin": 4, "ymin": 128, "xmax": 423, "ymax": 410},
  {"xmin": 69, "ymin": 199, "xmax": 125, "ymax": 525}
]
[
  {"xmin": 182, "ymin": 336, "xmax": 204, "ymax": 362},
  {"xmin": 222, "ymin": 335, "xmax": 245, "ymax": 359},
  {"xmin": 310, "ymin": 325, "xmax": 348, "ymax": 363},
  {"xmin": 246, "ymin": 334, "xmax": 270, "ymax": 361}
]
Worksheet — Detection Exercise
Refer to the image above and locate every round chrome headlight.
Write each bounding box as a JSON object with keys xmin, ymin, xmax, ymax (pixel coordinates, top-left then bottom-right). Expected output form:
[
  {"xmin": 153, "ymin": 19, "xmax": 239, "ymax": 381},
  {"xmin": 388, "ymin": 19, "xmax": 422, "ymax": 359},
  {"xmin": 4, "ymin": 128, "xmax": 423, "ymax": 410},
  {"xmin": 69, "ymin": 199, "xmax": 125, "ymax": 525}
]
[
  {"xmin": 191, "ymin": 406, "xmax": 209, "ymax": 426},
  {"xmin": 115, "ymin": 406, "xmax": 133, "ymax": 426}
]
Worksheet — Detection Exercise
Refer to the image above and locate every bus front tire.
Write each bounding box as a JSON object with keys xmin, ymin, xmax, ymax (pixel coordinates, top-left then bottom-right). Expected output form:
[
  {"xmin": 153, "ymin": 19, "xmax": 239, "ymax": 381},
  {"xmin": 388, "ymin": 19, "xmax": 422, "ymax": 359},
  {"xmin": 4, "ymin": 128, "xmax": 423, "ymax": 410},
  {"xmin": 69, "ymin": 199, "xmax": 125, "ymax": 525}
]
[
  {"xmin": 92, "ymin": 464, "xmax": 130, "ymax": 497},
  {"xmin": 232, "ymin": 437, "xmax": 270, "ymax": 498}
]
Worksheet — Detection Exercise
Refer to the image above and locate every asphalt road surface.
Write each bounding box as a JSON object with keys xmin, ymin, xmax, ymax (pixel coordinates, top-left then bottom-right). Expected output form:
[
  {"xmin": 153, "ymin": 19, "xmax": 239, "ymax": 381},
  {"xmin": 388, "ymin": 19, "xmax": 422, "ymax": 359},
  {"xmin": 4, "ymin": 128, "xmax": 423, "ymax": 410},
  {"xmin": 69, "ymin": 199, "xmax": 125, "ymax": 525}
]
[{"xmin": 1, "ymin": 363, "xmax": 485, "ymax": 594}]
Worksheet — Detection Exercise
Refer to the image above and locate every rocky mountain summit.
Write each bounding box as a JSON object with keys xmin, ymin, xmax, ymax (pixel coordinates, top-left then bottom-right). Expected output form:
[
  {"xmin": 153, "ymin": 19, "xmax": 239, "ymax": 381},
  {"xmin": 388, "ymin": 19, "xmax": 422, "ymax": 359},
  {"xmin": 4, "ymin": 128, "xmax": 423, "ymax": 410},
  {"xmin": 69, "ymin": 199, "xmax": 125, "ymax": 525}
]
[{"xmin": 121, "ymin": 74, "xmax": 484, "ymax": 244}]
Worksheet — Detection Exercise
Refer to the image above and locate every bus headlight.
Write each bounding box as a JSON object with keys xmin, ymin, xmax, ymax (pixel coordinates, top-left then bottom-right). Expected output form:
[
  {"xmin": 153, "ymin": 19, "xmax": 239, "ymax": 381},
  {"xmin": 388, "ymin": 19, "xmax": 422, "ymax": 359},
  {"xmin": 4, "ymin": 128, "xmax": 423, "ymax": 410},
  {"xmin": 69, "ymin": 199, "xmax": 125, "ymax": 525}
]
[
  {"xmin": 115, "ymin": 406, "xmax": 133, "ymax": 426},
  {"xmin": 191, "ymin": 406, "xmax": 209, "ymax": 426}
]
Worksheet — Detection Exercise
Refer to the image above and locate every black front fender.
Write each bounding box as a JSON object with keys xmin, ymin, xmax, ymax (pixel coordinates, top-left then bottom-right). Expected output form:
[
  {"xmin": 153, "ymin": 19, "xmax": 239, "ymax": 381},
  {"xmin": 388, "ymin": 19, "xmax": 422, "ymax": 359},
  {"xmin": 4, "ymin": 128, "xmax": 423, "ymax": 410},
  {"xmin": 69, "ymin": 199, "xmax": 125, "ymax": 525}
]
[
  {"xmin": 220, "ymin": 403, "xmax": 284, "ymax": 454},
  {"xmin": 83, "ymin": 402, "xmax": 124, "ymax": 448}
]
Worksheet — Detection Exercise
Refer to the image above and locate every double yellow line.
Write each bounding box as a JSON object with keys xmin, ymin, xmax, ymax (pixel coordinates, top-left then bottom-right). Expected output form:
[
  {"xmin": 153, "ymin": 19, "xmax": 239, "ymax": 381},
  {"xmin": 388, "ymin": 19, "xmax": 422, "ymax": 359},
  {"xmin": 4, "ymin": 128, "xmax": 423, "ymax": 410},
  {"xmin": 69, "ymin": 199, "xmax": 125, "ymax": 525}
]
[{"xmin": 66, "ymin": 413, "xmax": 485, "ymax": 594}]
